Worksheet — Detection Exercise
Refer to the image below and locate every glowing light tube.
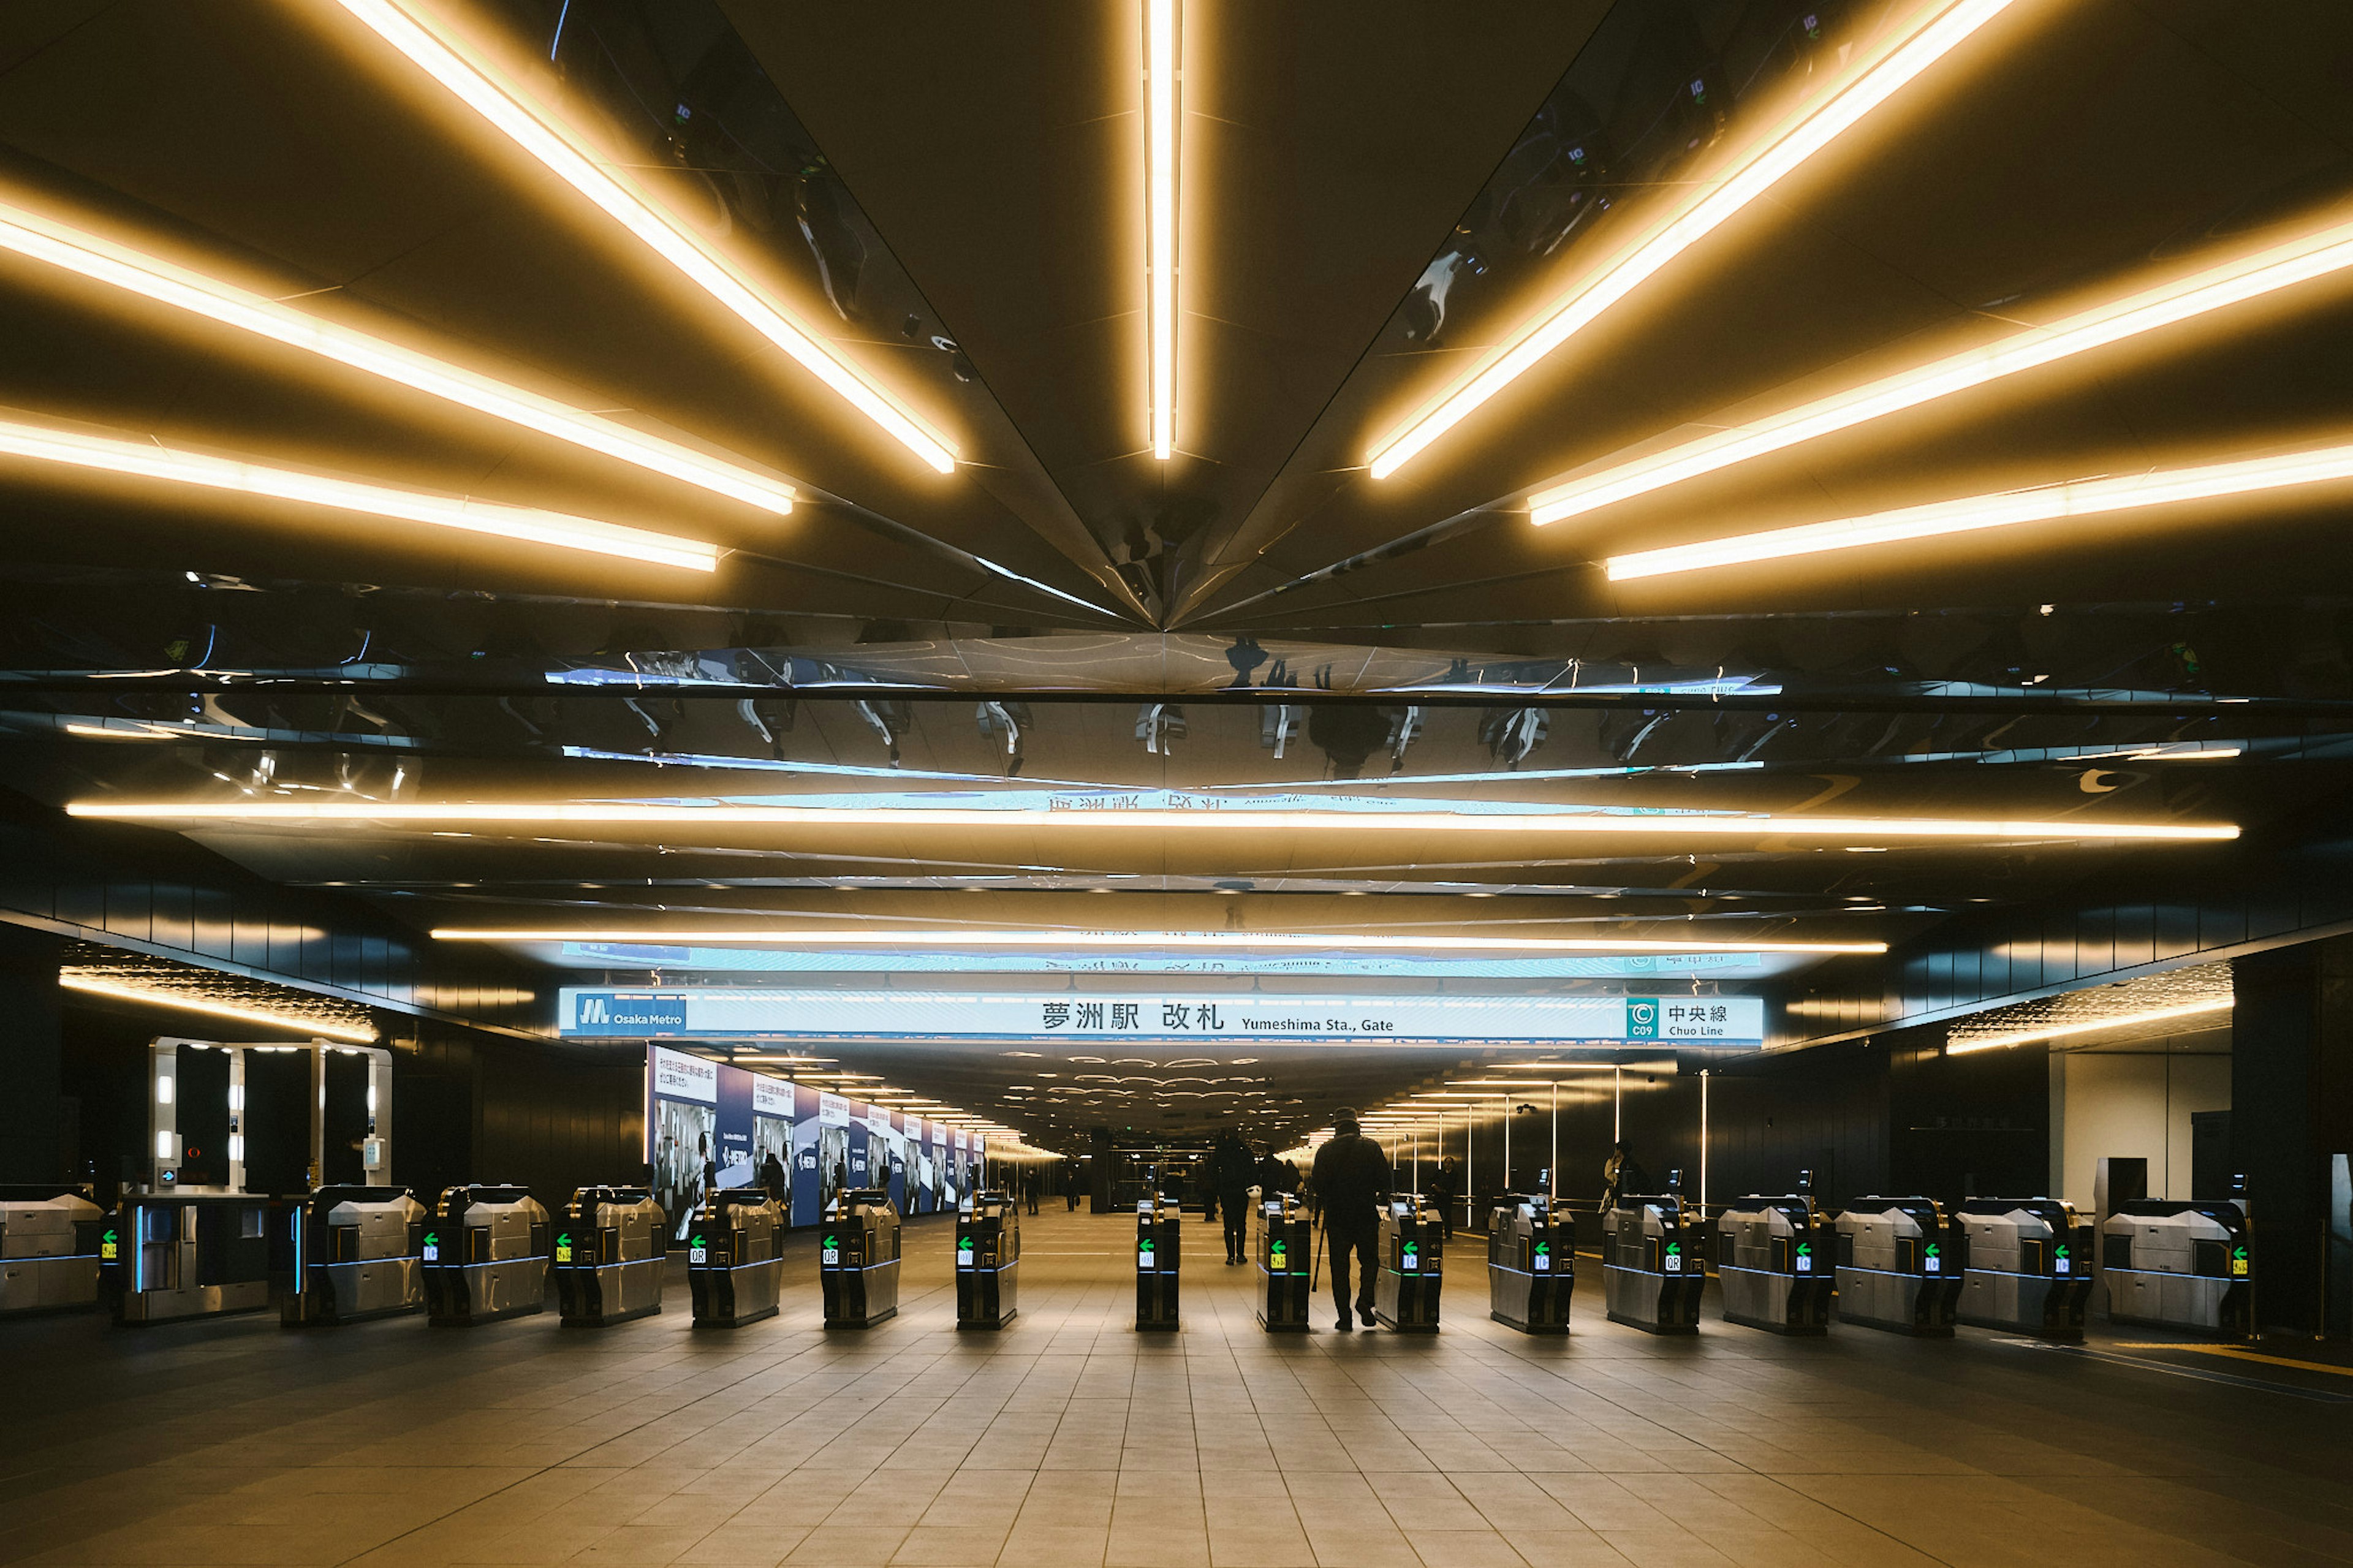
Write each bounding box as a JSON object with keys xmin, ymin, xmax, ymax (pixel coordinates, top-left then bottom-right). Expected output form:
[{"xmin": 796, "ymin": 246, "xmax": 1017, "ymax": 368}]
[
  {"xmin": 429, "ymin": 927, "xmax": 1884, "ymax": 955},
  {"xmin": 61, "ymin": 974, "xmax": 377, "ymax": 1042},
  {"xmin": 1605, "ymin": 438, "xmax": 2353, "ymax": 580},
  {"xmin": 1365, "ymin": 0, "xmax": 2016, "ymax": 482},
  {"xmin": 332, "ymin": 0, "xmax": 957, "ymax": 473},
  {"xmin": 1145, "ymin": 0, "xmax": 1180, "ymax": 460},
  {"xmin": 1531, "ymin": 210, "xmax": 2353, "ymax": 528},
  {"xmin": 0, "ymin": 415, "xmax": 720, "ymax": 571},
  {"xmin": 66, "ymin": 800, "xmax": 2237, "ymax": 842},
  {"xmin": 1946, "ymin": 996, "xmax": 2230, "ymax": 1053},
  {"xmin": 0, "ymin": 200, "xmax": 796, "ymax": 515}
]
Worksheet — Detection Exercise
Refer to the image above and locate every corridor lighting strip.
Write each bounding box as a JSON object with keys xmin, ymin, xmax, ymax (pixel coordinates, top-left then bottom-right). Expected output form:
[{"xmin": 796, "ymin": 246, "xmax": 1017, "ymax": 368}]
[
  {"xmin": 1363, "ymin": 0, "xmax": 2016, "ymax": 481},
  {"xmin": 60, "ymin": 974, "xmax": 377, "ymax": 1043},
  {"xmin": 65, "ymin": 801, "xmax": 2238, "ymax": 843},
  {"xmin": 1145, "ymin": 0, "xmax": 1180, "ymax": 460},
  {"xmin": 1605, "ymin": 437, "xmax": 2353, "ymax": 581},
  {"xmin": 0, "ymin": 200, "xmax": 797, "ymax": 515},
  {"xmin": 331, "ymin": 0, "xmax": 957, "ymax": 474},
  {"xmin": 0, "ymin": 417, "xmax": 720, "ymax": 572},
  {"xmin": 431, "ymin": 926, "xmax": 1882, "ymax": 955},
  {"xmin": 1529, "ymin": 206, "xmax": 2353, "ymax": 528},
  {"xmin": 1945, "ymin": 996, "xmax": 2230, "ymax": 1053}
]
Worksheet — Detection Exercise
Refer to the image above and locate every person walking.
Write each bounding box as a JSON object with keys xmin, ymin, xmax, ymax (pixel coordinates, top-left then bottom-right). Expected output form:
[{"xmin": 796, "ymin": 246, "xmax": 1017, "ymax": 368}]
[
  {"xmin": 1309, "ymin": 1108, "xmax": 1392, "ymax": 1331},
  {"xmin": 1601, "ymin": 1142, "xmax": 1652, "ymax": 1212},
  {"xmin": 1211, "ymin": 1130, "xmax": 1256, "ymax": 1265},
  {"xmin": 1426, "ymin": 1155, "xmax": 1460, "ymax": 1240}
]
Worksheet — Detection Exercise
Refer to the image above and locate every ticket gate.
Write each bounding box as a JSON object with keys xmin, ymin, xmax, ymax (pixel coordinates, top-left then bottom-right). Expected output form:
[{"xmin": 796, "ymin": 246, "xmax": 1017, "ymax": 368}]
[
  {"xmin": 2102, "ymin": 1198, "xmax": 2252, "ymax": 1336},
  {"xmin": 1487, "ymin": 1194, "xmax": 1573, "ymax": 1334},
  {"xmin": 423, "ymin": 1185, "xmax": 550, "ymax": 1326},
  {"xmin": 1956, "ymin": 1197, "xmax": 2094, "ymax": 1339},
  {"xmin": 1135, "ymin": 1192, "xmax": 1181, "ymax": 1330},
  {"xmin": 1833, "ymin": 1197, "xmax": 1961, "ymax": 1336},
  {"xmin": 283, "ymin": 1186, "xmax": 426, "ymax": 1325},
  {"xmin": 688, "ymin": 1190, "xmax": 784, "ymax": 1327},
  {"xmin": 555, "ymin": 1186, "xmax": 666, "ymax": 1327},
  {"xmin": 1715, "ymin": 1193, "xmax": 1833, "ymax": 1335},
  {"xmin": 1602, "ymin": 1194, "xmax": 1704, "ymax": 1334},
  {"xmin": 820, "ymin": 1188, "xmax": 901, "ymax": 1329},
  {"xmin": 955, "ymin": 1191, "xmax": 1020, "ymax": 1329},
  {"xmin": 1252, "ymin": 1192, "xmax": 1314, "ymax": 1332},
  {"xmin": 104, "ymin": 1191, "xmax": 276, "ymax": 1324},
  {"xmin": 0, "ymin": 1184, "xmax": 103, "ymax": 1315},
  {"xmin": 1373, "ymin": 1194, "xmax": 1442, "ymax": 1332}
]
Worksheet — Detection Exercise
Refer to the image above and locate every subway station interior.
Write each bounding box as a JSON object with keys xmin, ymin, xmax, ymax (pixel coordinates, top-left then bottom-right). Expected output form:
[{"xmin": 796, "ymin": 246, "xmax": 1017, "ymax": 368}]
[{"xmin": 3, "ymin": 2, "xmax": 2353, "ymax": 1565}]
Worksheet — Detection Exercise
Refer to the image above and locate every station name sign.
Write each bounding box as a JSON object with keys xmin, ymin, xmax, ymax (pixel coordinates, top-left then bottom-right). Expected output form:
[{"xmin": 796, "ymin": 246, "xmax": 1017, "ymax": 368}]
[{"xmin": 563, "ymin": 988, "xmax": 1761, "ymax": 1045}]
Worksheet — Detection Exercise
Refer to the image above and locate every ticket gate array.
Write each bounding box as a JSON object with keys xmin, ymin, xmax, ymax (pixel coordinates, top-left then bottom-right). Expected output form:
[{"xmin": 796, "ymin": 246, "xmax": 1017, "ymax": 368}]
[
  {"xmin": 105, "ymin": 1192, "xmax": 276, "ymax": 1324},
  {"xmin": 1603, "ymin": 1194, "xmax": 1704, "ymax": 1334},
  {"xmin": 1715, "ymin": 1194, "xmax": 1833, "ymax": 1335},
  {"xmin": 1374, "ymin": 1194, "xmax": 1442, "ymax": 1332},
  {"xmin": 423, "ymin": 1185, "xmax": 550, "ymax": 1326},
  {"xmin": 555, "ymin": 1186, "xmax": 666, "ymax": 1327},
  {"xmin": 0, "ymin": 1184, "xmax": 103, "ymax": 1316},
  {"xmin": 1487, "ymin": 1194, "xmax": 1572, "ymax": 1335},
  {"xmin": 1956, "ymin": 1197, "xmax": 2094, "ymax": 1340},
  {"xmin": 1252, "ymin": 1191, "xmax": 1314, "ymax": 1332},
  {"xmin": 283, "ymin": 1186, "xmax": 426, "ymax": 1326},
  {"xmin": 955, "ymin": 1191, "xmax": 1020, "ymax": 1330},
  {"xmin": 1833, "ymin": 1197, "xmax": 1961, "ymax": 1336},
  {"xmin": 688, "ymin": 1191, "xmax": 784, "ymax": 1327},
  {"xmin": 1135, "ymin": 1192, "xmax": 1181, "ymax": 1330},
  {"xmin": 2102, "ymin": 1198, "xmax": 2253, "ymax": 1336},
  {"xmin": 820, "ymin": 1189, "xmax": 901, "ymax": 1328}
]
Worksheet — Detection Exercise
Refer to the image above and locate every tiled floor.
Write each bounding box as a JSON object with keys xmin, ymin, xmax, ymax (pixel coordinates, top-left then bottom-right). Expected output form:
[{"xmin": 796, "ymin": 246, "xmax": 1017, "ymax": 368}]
[{"xmin": 2, "ymin": 1206, "xmax": 2349, "ymax": 1567}]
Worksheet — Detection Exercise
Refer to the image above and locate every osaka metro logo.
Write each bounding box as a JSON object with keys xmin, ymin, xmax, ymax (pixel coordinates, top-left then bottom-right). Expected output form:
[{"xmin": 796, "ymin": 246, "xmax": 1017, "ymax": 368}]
[{"xmin": 578, "ymin": 996, "xmax": 610, "ymax": 1025}]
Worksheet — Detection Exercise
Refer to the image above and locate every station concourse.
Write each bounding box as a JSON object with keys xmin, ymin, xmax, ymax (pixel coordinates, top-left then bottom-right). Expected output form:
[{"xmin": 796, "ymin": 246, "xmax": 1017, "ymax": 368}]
[{"xmin": 2, "ymin": 2, "xmax": 2353, "ymax": 1566}]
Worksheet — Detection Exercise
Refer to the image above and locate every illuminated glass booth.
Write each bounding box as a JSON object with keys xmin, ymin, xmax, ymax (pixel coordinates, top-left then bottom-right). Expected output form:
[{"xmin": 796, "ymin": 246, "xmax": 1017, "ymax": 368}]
[
  {"xmin": 1487, "ymin": 1194, "xmax": 1573, "ymax": 1335},
  {"xmin": 688, "ymin": 1189, "xmax": 784, "ymax": 1327},
  {"xmin": 1833, "ymin": 1197, "xmax": 1961, "ymax": 1336},
  {"xmin": 955, "ymin": 1191, "xmax": 1020, "ymax": 1329},
  {"xmin": 555, "ymin": 1186, "xmax": 666, "ymax": 1327}
]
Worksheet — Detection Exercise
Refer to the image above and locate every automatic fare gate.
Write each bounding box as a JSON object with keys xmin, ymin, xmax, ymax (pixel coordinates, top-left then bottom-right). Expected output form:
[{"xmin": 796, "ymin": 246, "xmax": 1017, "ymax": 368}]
[
  {"xmin": 1254, "ymin": 1191, "xmax": 1314, "ymax": 1331},
  {"xmin": 1488, "ymin": 1194, "xmax": 1572, "ymax": 1334},
  {"xmin": 956, "ymin": 1191, "xmax": 1020, "ymax": 1329},
  {"xmin": 1834, "ymin": 1197, "xmax": 1961, "ymax": 1336},
  {"xmin": 1136, "ymin": 1192, "xmax": 1181, "ymax": 1330},
  {"xmin": 1374, "ymin": 1194, "xmax": 1442, "ymax": 1332},
  {"xmin": 555, "ymin": 1186, "xmax": 666, "ymax": 1327},
  {"xmin": 1603, "ymin": 1192, "xmax": 1703, "ymax": 1334},
  {"xmin": 423, "ymin": 1185, "xmax": 550, "ymax": 1326},
  {"xmin": 820, "ymin": 1188, "xmax": 901, "ymax": 1328},
  {"xmin": 1957, "ymin": 1197, "xmax": 2094, "ymax": 1339},
  {"xmin": 689, "ymin": 1190, "xmax": 784, "ymax": 1327},
  {"xmin": 284, "ymin": 1186, "xmax": 426, "ymax": 1325},
  {"xmin": 1714, "ymin": 1192, "xmax": 1833, "ymax": 1335}
]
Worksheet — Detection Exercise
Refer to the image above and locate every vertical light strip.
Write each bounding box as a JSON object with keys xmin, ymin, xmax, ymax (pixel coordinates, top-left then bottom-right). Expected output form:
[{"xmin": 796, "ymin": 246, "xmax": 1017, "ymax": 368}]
[
  {"xmin": 1365, "ymin": 0, "xmax": 2017, "ymax": 481},
  {"xmin": 1145, "ymin": 0, "xmax": 1180, "ymax": 460},
  {"xmin": 332, "ymin": 0, "xmax": 957, "ymax": 474}
]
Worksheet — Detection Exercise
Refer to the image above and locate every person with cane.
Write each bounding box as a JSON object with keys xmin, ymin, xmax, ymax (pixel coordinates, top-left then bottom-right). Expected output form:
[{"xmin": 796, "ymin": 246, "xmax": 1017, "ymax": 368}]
[{"xmin": 1309, "ymin": 1107, "xmax": 1392, "ymax": 1331}]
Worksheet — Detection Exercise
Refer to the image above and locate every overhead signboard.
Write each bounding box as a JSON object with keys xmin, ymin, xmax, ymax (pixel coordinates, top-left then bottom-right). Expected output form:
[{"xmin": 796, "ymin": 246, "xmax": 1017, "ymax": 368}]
[
  {"xmin": 570, "ymin": 988, "xmax": 1761, "ymax": 1044},
  {"xmin": 560, "ymin": 941, "xmax": 1767, "ymax": 979}
]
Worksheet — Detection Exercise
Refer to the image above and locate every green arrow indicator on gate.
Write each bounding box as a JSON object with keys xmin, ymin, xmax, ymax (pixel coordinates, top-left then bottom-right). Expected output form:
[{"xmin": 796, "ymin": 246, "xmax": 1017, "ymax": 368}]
[
  {"xmin": 423, "ymin": 1231, "xmax": 439, "ymax": 1248},
  {"xmin": 692, "ymin": 1233, "xmax": 707, "ymax": 1249}
]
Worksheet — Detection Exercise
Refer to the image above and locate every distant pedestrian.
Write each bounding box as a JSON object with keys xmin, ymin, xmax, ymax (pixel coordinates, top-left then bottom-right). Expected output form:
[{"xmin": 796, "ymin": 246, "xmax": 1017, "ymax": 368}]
[
  {"xmin": 1601, "ymin": 1143, "xmax": 1652, "ymax": 1211},
  {"xmin": 1427, "ymin": 1156, "xmax": 1461, "ymax": 1239},
  {"xmin": 1211, "ymin": 1130, "xmax": 1256, "ymax": 1265}
]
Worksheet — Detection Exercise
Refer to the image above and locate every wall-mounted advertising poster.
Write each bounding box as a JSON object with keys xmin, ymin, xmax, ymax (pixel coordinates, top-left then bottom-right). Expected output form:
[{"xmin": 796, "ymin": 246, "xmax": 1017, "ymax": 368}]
[{"xmin": 645, "ymin": 1051, "xmax": 943, "ymax": 1241}]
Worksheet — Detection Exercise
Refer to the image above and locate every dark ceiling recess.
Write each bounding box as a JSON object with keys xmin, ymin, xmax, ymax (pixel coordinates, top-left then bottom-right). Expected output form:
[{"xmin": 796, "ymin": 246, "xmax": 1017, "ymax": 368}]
[{"xmin": 1, "ymin": 0, "xmax": 2351, "ymax": 1145}]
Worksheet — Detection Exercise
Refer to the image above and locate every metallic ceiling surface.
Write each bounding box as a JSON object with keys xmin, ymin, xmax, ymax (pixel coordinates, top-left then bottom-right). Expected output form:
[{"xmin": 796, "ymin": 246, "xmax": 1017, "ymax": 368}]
[{"xmin": 0, "ymin": 0, "xmax": 2348, "ymax": 1145}]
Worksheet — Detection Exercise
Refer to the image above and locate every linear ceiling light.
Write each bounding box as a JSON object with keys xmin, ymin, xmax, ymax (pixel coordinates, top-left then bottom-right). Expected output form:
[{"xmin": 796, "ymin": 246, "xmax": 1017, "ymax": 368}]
[
  {"xmin": 1606, "ymin": 437, "xmax": 2353, "ymax": 581},
  {"xmin": 60, "ymin": 974, "xmax": 377, "ymax": 1043},
  {"xmin": 1145, "ymin": 0, "xmax": 1181, "ymax": 460},
  {"xmin": 70, "ymin": 800, "xmax": 2235, "ymax": 843},
  {"xmin": 1530, "ymin": 208, "xmax": 2353, "ymax": 528},
  {"xmin": 1946, "ymin": 996, "xmax": 2230, "ymax": 1054},
  {"xmin": 0, "ymin": 200, "xmax": 795, "ymax": 515},
  {"xmin": 434, "ymin": 926, "xmax": 1881, "ymax": 955},
  {"xmin": 1365, "ymin": 0, "xmax": 2015, "ymax": 481},
  {"xmin": 0, "ymin": 415, "xmax": 719, "ymax": 572},
  {"xmin": 330, "ymin": 0, "xmax": 955, "ymax": 473}
]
